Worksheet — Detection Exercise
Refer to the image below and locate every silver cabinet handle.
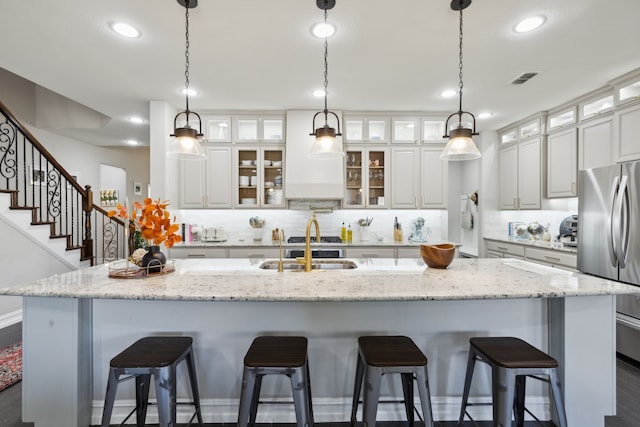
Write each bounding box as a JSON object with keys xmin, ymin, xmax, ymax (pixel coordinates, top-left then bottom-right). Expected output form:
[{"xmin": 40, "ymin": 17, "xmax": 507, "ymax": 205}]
[
  {"xmin": 544, "ymin": 255, "xmax": 561, "ymax": 262},
  {"xmin": 571, "ymin": 182, "xmax": 576, "ymax": 195},
  {"xmin": 187, "ymin": 254, "xmax": 206, "ymax": 258},
  {"xmin": 497, "ymin": 246, "xmax": 508, "ymax": 251}
]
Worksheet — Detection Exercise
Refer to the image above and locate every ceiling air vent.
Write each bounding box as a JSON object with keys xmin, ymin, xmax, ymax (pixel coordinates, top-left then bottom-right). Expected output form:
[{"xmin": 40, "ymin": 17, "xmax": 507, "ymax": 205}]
[{"xmin": 511, "ymin": 72, "xmax": 539, "ymax": 85}]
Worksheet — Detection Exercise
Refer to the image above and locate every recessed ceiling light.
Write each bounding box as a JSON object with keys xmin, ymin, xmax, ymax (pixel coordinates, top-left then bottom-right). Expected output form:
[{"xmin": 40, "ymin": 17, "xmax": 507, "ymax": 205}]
[
  {"xmin": 514, "ymin": 16, "xmax": 546, "ymax": 33},
  {"xmin": 312, "ymin": 89, "xmax": 326, "ymax": 97},
  {"xmin": 477, "ymin": 112, "xmax": 493, "ymax": 119},
  {"xmin": 125, "ymin": 139, "xmax": 139, "ymax": 146},
  {"xmin": 311, "ymin": 22, "xmax": 336, "ymax": 38},
  {"xmin": 181, "ymin": 88, "xmax": 198, "ymax": 96},
  {"xmin": 110, "ymin": 22, "xmax": 141, "ymax": 38},
  {"xmin": 440, "ymin": 89, "xmax": 457, "ymax": 98},
  {"xmin": 129, "ymin": 116, "xmax": 145, "ymax": 124}
]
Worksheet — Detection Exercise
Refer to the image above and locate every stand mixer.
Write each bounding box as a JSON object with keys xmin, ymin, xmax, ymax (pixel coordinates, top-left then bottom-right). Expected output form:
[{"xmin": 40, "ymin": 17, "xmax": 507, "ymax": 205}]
[{"xmin": 408, "ymin": 217, "xmax": 428, "ymax": 242}]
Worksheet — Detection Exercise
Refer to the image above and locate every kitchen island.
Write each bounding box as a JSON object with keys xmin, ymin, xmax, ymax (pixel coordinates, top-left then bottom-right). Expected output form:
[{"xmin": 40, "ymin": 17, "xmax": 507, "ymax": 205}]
[{"xmin": 2, "ymin": 258, "xmax": 638, "ymax": 427}]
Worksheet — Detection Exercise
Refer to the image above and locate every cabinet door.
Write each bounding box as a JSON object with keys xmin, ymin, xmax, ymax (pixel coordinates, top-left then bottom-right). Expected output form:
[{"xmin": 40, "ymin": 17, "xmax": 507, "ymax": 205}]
[
  {"xmin": 366, "ymin": 149, "xmax": 388, "ymax": 208},
  {"xmin": 420, "ymin": 117, "xmax": 446, "ymax": 143},
  {"xmin": 180, "ymin": 157, "xmax": 206, "ymax": 208},
  {"xmin": 420, "ymin": 147, "xmax": 448, "ymax": 208},
  {"xmin": 518, "ymin": 138, "xmax": 542, "ymax": 209},
  {"xmin": 262, "ymin": 117, "xmax": 284, "ymax": 143},
  {"xmin": 547, "ymin": 128, "xmax": 577, "ymax": 198},
  {"xmin": 499, "ymin": 144, "xmax": 518, "ymax": 209},
  {"xmin": 236, "ymin": 149, "xmax": 259, "ymax": 207},
  {"xmin": 234, "ymin": 118, "xmax": 259, "ymax": 142},
  {"xmin": 579, "ymin": 116, "xmax": 613, "ymax": 170},
  {"xmin": 262, "ymin": 148, "xmax": 285, "ymax": 208},
  {"xmin": 615, "ymin": 103, "xmax": 640, "ymax": 163},
  {"xmin": 391, "ymin": 117, "xmax": 419, "ymax": 144},
  {"xmin": 205, "ymin": 117, "xmax": 231, "ymax": 142},
  {"xmin": 205, "ymin": 147, "xmax": 232, "ymax": 208},
  {"xmin": 345, "ymin": 149, "xmax": 364, "ymax": 207},
  {"xmin": 391, "ymin": 147, "xmax": 419, "ymax": 208}
]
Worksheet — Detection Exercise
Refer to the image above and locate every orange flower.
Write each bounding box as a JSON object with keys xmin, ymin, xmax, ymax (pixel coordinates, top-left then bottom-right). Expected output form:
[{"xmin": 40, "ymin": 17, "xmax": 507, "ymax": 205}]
[{"xmin": 108, "ymin": 197, "xmax": 183, "ymax": 248}]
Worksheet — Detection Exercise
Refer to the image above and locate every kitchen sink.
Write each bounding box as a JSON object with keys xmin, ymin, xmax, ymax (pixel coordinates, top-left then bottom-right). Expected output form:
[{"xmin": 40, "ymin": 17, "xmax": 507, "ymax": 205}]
[{"xmin": 259, "ymin": 259, "xmax": 357, "ymax": 271}]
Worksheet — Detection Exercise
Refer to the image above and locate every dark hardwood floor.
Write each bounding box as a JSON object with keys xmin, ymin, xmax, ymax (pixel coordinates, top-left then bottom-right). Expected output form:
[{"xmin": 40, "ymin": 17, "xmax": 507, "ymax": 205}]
[{"xmin": 1, "ymin": 322, "xmax": 638, "ymax": 427}]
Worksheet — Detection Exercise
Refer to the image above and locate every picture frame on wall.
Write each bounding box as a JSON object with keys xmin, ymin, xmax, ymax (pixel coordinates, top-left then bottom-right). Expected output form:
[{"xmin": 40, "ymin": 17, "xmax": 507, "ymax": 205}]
[
  {"xmin": 133, "ymin": 182, "xmax": 142, "ymax": 196},
  {"xmin": 67, "ymin": 172, "xmax": 79, "ymax": 188},
  {"xmin": 29, "ymin": 165, "xmax": 46, "ymax": 186}
]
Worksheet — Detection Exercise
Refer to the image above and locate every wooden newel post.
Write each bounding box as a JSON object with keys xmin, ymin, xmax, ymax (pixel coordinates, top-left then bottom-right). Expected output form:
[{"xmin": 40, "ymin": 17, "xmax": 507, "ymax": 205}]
[{"xmin": 82, "ymin": 185, "xmax": 94, "ymax": 264}]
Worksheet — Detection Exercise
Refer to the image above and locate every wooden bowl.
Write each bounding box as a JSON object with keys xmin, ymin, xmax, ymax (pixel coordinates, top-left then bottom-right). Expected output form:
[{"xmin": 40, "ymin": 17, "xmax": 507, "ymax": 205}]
[{"xmin": 420, "ymin": 243, "xmax": 456, "ymax": 269}]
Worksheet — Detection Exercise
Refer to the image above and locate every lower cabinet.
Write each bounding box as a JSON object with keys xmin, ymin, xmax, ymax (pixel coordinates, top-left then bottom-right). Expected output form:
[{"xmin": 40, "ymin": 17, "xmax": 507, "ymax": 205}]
[
  {"xmin": 484, "ymin": 239, "xmax": 576, "ymax": 270},
  {"xmin": 169, "ymin": 247, "xmax": 227, "ymax": 259},
  {"xmin": 345, "ymin": 248, "xmax": 396, "ymax": 259},
  {"xmin": 227, "ymin": 248, "xmax": 281, "ymax": 259}
]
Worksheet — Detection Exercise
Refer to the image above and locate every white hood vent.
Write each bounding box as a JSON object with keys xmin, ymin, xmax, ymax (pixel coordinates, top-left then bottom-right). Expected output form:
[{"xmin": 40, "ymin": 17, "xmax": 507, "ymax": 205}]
[{"xmin": 285, "ymin": 110, "xmax": 344, "ymax": 200}]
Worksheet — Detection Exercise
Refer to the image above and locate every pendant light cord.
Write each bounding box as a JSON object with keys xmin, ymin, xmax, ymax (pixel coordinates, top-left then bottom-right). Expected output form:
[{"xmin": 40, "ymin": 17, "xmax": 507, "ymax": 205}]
[
  {"xmin": 184, "ymin": 0, "xmax": 191, "ymax": 116},
  {"xmin": 323, "ymin": 5, "xmax": 329, "ymax": 123},
  {"xmin": 457, "ymin": 0, "xmax": 464, "ymax": 116}
]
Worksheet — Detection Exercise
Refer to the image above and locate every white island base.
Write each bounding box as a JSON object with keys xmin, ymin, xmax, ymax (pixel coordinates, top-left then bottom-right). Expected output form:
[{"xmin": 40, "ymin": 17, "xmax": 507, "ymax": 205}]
[{"xmin": 23, "ymin": 295, "xmax": 614, "ymax": 427}]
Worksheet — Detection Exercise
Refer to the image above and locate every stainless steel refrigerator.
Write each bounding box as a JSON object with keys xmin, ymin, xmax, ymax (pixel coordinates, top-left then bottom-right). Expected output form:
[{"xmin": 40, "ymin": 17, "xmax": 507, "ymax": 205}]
[{"xmin": 578, "ymin": 161, "xmax": 640, "ymax": 362}]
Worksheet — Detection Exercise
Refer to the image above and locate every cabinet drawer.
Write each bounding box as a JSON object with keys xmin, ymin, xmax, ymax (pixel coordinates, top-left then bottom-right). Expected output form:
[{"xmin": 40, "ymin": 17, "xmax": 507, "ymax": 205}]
[
  {"xmin": 346, "ymin": 248, "xmax": 395, "ymax": 259},
  {"xmin": 169, "ymin": 247, "xmax": 227, "ymax": 259},
  {"xmin": 228, "ymin": 248, "xmax": 280, "ymax": 259},
  {"xmin": 485, "ymin": 240, "xmax": 525, "ymax": 257},
  {"xmin": 525, "ymin": 247, "xmax": 577, "ymax": 269},
  {"xmin": 397, "ymin": 248, "xmax": 420, "ymax": 259}
]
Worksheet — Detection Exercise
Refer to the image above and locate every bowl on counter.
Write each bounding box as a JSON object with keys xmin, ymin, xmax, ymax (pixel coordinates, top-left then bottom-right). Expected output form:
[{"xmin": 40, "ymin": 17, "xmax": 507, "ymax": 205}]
[{"xmin": 420, "ymin": 243, "xmax": 456, "ymax": 269}]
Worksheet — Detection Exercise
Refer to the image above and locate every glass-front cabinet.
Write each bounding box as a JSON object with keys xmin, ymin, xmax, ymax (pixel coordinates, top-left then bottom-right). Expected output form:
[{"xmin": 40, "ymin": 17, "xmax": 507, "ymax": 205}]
[
  {"xmin": 344, "ymin": 148, "xmax": 388, "ymax": 208},
  {"xmin": 391, "ymin": 117, "xmax": 419, "ymax": 143},
  {"xmin": 421, "ymin": 117, "xmax": 446, "ymax": 143},
  {"xmin": 235, "ymin": 147, "xmax": 284, "ymax": 208},
  {"xmin": 233, "ymin": 115, "xmax": 284, "ymax": 143},
  {"xmin": 344, "ymin": 116, "xmax": 389, "ymax": 143},
  {"xmin": 205, "ymin": 116, "xmax": 231, "ymax": 142}
]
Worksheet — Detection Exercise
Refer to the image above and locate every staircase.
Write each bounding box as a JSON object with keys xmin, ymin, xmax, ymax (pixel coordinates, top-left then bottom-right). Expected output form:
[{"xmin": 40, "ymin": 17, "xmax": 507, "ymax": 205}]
[{"xmin": 0, "ymin": 99, "xmax": 126, "ymax": 266}]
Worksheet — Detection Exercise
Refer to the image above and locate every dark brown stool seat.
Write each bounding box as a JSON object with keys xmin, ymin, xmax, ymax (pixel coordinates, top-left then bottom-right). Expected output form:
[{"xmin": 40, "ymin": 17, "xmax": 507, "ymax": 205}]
[
  {"xmin": 101, "ymin": 336, "xmax": 203, "ymax": 427},
  {"xmin": 458, "ymin": 336, "xmax": 567, "ymax": 427},
  {"xmin": 350, "ymin": 336, "xmax": 434, "ymax": 427},
  {"xmin": 238, "ymin": 336, "xmax": 313, "ymax": 427}
]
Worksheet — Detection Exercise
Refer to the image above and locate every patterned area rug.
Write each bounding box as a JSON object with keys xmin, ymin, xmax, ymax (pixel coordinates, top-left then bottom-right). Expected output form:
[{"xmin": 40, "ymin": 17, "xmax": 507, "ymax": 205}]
[{"xmin": 0, "ymin": 341, "xmax": 22, "ymax": 392}]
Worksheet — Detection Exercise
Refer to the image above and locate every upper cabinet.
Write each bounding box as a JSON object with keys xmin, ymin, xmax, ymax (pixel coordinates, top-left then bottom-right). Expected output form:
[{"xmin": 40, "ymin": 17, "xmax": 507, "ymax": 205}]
[
  {"xmin": 615, "ymin": 103, "xmax": 640, "ymax": 163},
  {"xmin": 547, "ymin": 107, "xmax": 577, "ymax": 132},
  {"xmin": 390, "ymin": 147, "xmax": 419, "ymax": 208},
  {"xmin": 579, "ymin": 91, "xmax": 614, "ymax": 121},
  {"xmin": 615, "ymin": 74, "xmax": 640, "ymax": 107},
  {"xmin": 234, "ymin": 147, "xmax": 285, "ymax": 208},
  {"xmin": 344, "ymin": 115, "xmax": 389, "ymax": 143},
  {"xmin": 232, "ymin": 115, "xmax": 284, "ymax": 144},
  {"xmin": 391, "ymin": 116, "xmax": 446, "ymax": 144},
  {"xmin": 499, "ymin": 137, "xmax": 542, "ymax": 209},
  {"xmin": 420, "ymin": 147, "xmax": 448, "ymax": 208},
  {"xmin": 578, "ymin": 115, "xmax": 613, "ymax": 170},
  {"xmin": 205, "ymin": 116, "xmax": 231, "ymax": 142},
  {"xmin": 547, "ymin": 128, "xmax": 577, "ymax": 198},
  {"xmin": 180, "ymin": 145, "xmax": 232, "ymax": 208},
  {"xmin": 344, "ymin": 148, "xmax": 389, "ymax": 208}
]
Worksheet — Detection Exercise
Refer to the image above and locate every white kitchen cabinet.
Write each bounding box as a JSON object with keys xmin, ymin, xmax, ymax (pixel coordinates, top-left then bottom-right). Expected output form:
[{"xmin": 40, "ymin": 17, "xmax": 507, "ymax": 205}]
[
  {"xmin": 169, "ymin": 247, "xmax": 227, "ymax": 259},
  {"xmin": 578, "ymin": 115, "xmax": 613, "ymax": 170},
  {"xmin": 391, "ymin": 117, "xmax": 419, "ymax": 144},
  {"xmin": 344, "ymin": 115, "xmax": 389, "ymax": 143},
  {"xmin": 547, "ymin": 127, "xmax": 577, "ymax": 198},
  {"xmin": 525, "ymin": 247, "xmax": 577, "ymax": 271},
  {"xmin": 180, "ymin": 145, "xmax": 232, "ymax": 208},
  {"xmin": 345, "ymin": 247, "xmax": 395, "ymax": 259},
  {"xmin": 396, "ymin": 248, "xmax": 420, "ymax": 258},
  {"xmin": 615, "ymin": 103, "xmax": 640, "ymax": 163},
  {"xmin": 499, "ymin": 138, "xmax": 542, "ymax": 209},
  {"xmin": 484, "ymin": 240, "xmax": 525, "ymax": 259},
  {"xmin": 227, "ymin": 248, "xmax": 280, "ymax": 259},
  {"xmin": 391, "ymin": 147, "xmax": 419, "ymax": 208},
  {"xmin": 205, "ymin": 116, "xmax": 231, "ymax": 142},
  {"xmin": 233, "ymin": 115, "xmax": 284, "ymax": 144},
  {"xmin": 344, "ymin": 147, "xmax": 389, "ymax": 208},
  {"xmin": 420, "ymin": 117, "xmax": 446, "ymax": 143},
  {"xmin": 235, "ymin": 147, "xmax": 284, "ymax": 208},
  {"xmin": 547, "ymin": 107, "xmax": 577, "ymax": 132},
  {"xmin": 420, "ymin": 147, "xmax": 448, "ymax": 208},
  {"xmin": 579, "ymin": 92, "xmax": 614, "ymax": 121}
]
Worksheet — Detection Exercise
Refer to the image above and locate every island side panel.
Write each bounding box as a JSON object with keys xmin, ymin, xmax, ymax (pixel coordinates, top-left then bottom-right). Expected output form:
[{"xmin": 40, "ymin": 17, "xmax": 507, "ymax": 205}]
[
  {"xmin": 22, "ymin": 296, "xmax": 92, "ymax": 427},
  {"xmin": 549, "ymin": 295, "xmax": 616, "ymax": 426},
  {"xmin": 91, "ymin": 298, "xmax": 548, "ymax": 424}
]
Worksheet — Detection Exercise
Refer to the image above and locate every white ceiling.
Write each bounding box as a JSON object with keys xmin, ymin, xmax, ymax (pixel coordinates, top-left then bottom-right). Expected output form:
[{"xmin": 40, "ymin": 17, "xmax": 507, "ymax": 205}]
[{"xmin": 1, "ymin": 0, "xmax": 639, "ymax": 147}]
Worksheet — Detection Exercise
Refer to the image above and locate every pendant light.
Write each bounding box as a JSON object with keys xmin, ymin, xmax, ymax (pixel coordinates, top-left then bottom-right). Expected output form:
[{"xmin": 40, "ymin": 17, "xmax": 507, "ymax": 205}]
[
  {"xmin": 310, "ymin": 0, "xmax": 344, "ymax": 158},
  {"xmin": 441, "ymin": 0, "xmax": 481, "ymax": 161},
  {"xmin": 168, "ymin": 0, "xmax": 206, "ymax": 160}
]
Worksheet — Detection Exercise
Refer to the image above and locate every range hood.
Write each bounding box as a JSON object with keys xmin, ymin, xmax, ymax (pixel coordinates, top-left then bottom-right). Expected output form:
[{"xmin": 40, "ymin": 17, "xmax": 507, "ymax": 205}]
[{"xmin": 285, "ymin": 110, "xmax": 344, "ymax": 200}]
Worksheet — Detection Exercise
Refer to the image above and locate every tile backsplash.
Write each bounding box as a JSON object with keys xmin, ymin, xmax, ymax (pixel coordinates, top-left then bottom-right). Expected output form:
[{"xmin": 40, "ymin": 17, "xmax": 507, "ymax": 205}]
[{"xmin": 176, "ymin": 209, "xmax": 447, "ymax": 243}]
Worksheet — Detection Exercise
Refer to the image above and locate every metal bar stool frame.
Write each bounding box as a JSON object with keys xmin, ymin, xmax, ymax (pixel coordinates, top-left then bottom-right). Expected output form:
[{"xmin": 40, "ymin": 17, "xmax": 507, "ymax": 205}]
[
  {"xmin": 457, "ymin": 336, "xmax": 568, "ymax": 427},
  {"xmin": 100, "ymin": 336, "xmax": 204, "ymax": 427},
  {"xmin": 237, "ymin": 336, "xmax": 314, "ymax": 427},
  {"xmin": 350, "ymin": 335, "xmax": 434, "ymax": 427}
]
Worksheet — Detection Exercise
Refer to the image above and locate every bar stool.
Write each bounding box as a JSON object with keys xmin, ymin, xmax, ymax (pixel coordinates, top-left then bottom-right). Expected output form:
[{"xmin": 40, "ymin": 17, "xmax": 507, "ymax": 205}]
[
  {"xmin": 100, "ymin": 336, "xmax": 203, "ymax": 427},
  {"xmin": 458, "ymin": 336, "xmax": 568, "ymax": 427},
  {"xmin": 237, "ymin": 336, "xmax": 313, "ymax": 427},
  {"xmin": 350, "ymin": 335, "xmax": 434, "ymax": 427}
]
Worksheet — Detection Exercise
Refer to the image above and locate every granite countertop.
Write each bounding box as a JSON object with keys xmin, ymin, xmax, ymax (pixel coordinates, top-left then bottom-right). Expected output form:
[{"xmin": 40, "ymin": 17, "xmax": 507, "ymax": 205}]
[
  {"xmin": 2, "ymin": 258, "xmax": 636, "ymax": 302},
  {"xmin": 173, "ymin": 238, "xmax": 457, "ymax": 249},
  {"xmin": 484, "ymin": 236, "xmax": 578, "ymax": 254}
]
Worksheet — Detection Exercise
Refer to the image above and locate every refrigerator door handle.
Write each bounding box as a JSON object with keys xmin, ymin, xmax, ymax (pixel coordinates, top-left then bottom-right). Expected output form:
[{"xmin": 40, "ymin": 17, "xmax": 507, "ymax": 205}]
[
  {"xmin": 618, "ymin": 175, "xmax": 631, "ymax": 268},
  {"xmin": 608, "ymin": 177, "xmax": 620, "ymax": 268}
]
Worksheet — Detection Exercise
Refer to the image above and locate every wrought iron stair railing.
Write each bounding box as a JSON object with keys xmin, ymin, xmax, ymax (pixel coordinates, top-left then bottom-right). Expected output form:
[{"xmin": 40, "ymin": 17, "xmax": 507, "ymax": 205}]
[{"xmin": 0, "ymin": 99, "xmax": 126, "ymax": 265}]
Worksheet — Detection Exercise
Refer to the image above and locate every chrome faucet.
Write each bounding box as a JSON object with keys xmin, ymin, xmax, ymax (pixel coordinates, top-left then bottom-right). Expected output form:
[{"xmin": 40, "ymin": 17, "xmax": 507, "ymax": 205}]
[
  {"xmin": 297, "ymin": 214, "xmax": 321, "ymax": 272},
  {"xmin": 277, "ymin": 228, "xmax": 285, "ymax": 272}
]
